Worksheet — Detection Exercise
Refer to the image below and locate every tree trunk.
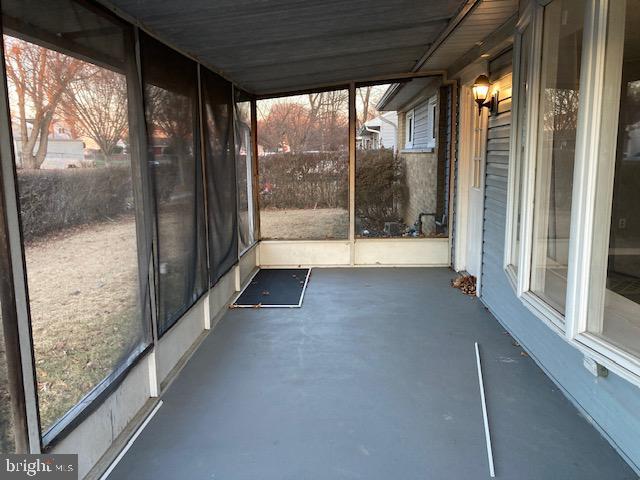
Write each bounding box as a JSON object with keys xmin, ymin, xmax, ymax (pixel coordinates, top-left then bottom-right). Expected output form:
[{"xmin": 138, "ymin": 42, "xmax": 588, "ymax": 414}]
[{"xmin": 32, "ymin": 113, "xmax": 52, "ymax": 169}]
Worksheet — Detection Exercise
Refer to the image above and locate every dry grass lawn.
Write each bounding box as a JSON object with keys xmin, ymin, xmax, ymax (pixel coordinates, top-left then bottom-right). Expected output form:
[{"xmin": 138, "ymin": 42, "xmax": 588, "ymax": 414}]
[
  {"xmin": 25, "ymin": 216, "xmax": 142, "ymax": 432},
  {"xmin": 260, "ymin": 208, "xmax": 349, "ymax": 240}
]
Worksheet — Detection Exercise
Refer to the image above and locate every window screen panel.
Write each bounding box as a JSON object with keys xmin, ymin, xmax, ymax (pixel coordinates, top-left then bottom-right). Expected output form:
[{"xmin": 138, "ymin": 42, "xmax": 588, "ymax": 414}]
[
  {"xmin": 234, "ymin": 91, "xmax": 255, "ymax": 252},
  {"xmin": 257, "ymin": 90, "xmax": 349, "ymax": 240},
  {"xmin": 140, "ymin": 32, "xmax": 208, "ymax": 335},
  {"xmin": 355, "ymin": 81, "xmax": 448, "ymax": 238},
  {"xmin": 201, "ymin": 68, "xmax": 238, "ymax": 284},
  {"xmin": 2, "ymin": 0, "xmax": 150, "ymax": 438}
]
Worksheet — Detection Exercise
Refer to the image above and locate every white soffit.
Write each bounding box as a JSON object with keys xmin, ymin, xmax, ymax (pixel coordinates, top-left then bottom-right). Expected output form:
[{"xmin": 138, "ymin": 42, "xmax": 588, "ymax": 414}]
[{"xmin": 416, "ymin": 0, "xmax": 519, "ymax": 73}]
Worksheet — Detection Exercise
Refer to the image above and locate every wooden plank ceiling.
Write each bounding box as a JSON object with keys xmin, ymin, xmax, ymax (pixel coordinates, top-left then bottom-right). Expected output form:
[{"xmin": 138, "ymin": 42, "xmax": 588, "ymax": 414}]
[{"xmin": 100, "ymin": 0, "xmax": 466, "ymax": 95}]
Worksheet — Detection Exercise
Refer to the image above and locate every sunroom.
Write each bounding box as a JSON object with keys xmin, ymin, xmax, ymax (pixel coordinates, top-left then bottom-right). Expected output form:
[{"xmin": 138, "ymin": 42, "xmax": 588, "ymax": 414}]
[{"xmin": 0, "ymin": 0, "xmax": 639, "ymax": 479}]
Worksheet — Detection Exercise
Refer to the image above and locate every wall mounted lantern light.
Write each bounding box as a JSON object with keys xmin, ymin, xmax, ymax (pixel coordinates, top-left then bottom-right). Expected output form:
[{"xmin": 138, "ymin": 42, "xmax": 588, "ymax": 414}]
[{"xmin": 472, "ymin": 74, "xmax": 497, "ymax": 115}]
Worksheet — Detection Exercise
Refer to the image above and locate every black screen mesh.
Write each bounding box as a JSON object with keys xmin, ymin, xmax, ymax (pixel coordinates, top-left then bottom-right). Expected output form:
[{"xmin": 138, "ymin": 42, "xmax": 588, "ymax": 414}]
[
  {"xmin": 201, "ymin": 68, "xmax": 238, "ymax": 285},
  {"xmin": 140, "ymin": 32, "xmax": 208, "ymax": 335},
  {"xmin": 234, "ymin": 91, "xmax": 255, "ymax": 252},
  {"xmin": 1, "ymin": 0, "xmax": 153, "ymax": 440}
]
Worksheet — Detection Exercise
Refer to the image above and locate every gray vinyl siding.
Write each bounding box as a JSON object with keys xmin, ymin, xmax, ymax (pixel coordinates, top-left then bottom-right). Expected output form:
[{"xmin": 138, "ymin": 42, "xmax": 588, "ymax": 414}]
[
  {"xmin": 479, "ymin": 54, "xmax": 640, "ymax": 472},
  {"xmin": 411, "ymin": 96, "xmax": 436, "ymax": 150}
]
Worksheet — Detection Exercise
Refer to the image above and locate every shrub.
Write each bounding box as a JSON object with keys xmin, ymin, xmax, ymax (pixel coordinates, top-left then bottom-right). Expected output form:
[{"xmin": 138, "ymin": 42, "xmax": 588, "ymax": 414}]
[
  {"xmin": 355, "ymin": 149, "xmax": 405, "ymax": 229},
  {"xmin": 17, "ymin": 167, "xmax": 134, "ymax": 242},
  {"xmin": 258, "ymin": 152, "xmax": 348, "ymax": 209}
]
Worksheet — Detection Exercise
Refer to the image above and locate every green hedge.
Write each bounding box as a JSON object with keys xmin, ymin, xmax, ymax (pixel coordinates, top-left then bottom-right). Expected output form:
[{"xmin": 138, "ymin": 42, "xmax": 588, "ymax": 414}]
[{"xmin": 17, "ymin": 167, "xmax": 134, "ymax": 242}]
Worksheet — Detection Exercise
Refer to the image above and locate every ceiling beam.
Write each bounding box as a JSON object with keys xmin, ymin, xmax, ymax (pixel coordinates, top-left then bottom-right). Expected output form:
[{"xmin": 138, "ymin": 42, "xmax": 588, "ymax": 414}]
[{"xmin": 255, "ymin": 70, "xmax": 446, "ymax": 99}]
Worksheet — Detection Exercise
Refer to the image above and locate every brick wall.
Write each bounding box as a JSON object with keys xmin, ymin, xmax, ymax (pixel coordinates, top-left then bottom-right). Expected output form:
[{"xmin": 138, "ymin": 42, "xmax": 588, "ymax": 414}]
[{"xmin": 399, "ymin": 151, "xmax": 438, "ymax": 234}]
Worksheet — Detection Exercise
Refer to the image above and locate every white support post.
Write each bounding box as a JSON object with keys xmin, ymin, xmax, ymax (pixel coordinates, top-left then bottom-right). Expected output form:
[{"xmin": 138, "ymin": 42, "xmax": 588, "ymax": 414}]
[
  {"xmin": 147, "ymin": 350, "xmax": 160, "ymax": 398},
  {"xmin": 234, "ymin": 265, "xmax": 241, "ymax": 292},
  {"xmin": 348, "ymin": 82, "xmax": 356, "ymax": 266},
  {"xmin": 203, "ymin": 292, "xmax": 212, "ymax": 330}
]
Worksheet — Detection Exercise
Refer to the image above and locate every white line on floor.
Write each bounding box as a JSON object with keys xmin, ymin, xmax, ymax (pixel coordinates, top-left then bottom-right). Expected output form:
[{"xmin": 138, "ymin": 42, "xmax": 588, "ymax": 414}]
[{"xmin": 475, "ymin": 342, "xmax": 496, "ymax": 478}]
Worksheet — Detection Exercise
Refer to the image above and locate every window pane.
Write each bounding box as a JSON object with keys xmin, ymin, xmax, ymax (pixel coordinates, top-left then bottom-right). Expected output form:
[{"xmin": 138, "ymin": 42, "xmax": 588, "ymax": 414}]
[
  {"xmin": 588, "ymin": 0, "xmax": 640, "ymax": 356},
  {"xmin": 510, "ymin": 25, "xmax": 532, "ymax": 271},
  {"xmin": 2, "ymin": 2, "xmax": 147, "ymax": 434},
  {"xmin": 355, "ymin": 82, "xmax": 449, "ymax": 238},
  {"xmin": 140, "ymin": 33, "xmax": 208, "ymax": 334},
  {"xmin": 530, "ymin": 0, "xmax": 585, "ymax": 315},
  {"xmin": 235, "ymin": 94, "xmax": 255, "ymax": 252},
  {"xmin": 257, "ymin": 91, "xmax": 349, "ymax": 240},
  {"xmin": 201, "ymin": 68, "xmax": 237, "ymax": 284}
]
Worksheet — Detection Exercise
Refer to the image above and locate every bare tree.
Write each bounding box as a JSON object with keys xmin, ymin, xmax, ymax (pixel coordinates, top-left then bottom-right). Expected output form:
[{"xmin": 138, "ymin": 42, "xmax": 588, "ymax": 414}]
[
  {"xmin": 258, "ymin": 93, "xmax": 348, "ymax": 153},
  {"xmin": 357, "ymin": 86, "xmax": 372, "ymax": 129},
  {"xmin": 357, "ymin": 84, "xmax": 390, "ymax": 129},
  {"xmin": 63, "ymin": 68, "xmax": 128, "ymax": 164},
  {"xmin": 4, "ymin": 36, "xmax": 86, "ymax": 169}
]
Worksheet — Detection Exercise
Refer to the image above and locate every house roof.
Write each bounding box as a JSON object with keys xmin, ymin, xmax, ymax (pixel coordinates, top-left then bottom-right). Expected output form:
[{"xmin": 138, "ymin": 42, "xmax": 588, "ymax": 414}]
[{"xmin": 363, "ymin": 111, "xmax": 397, "ymax": 129}]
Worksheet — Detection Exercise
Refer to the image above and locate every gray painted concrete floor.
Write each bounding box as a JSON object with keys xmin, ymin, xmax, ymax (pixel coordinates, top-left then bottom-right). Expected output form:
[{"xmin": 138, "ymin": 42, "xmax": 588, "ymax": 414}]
[{"xmin": 108, "ymin": 268, "xmax": 636, "ymax": 479}]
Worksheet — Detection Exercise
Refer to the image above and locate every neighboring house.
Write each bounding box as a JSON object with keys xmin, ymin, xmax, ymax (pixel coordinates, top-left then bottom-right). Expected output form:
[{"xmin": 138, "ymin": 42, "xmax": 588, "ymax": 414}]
[
  {"xmin": 376, "ymin": 79, "xmax": 447, "ymax": 236},
  {"xmin": 357, "ymin": 111, "xmax": 398, "ymax": 151},
  {"xmin": 11, "ymin": 118, "xmax": 84, "ymax": 169}
]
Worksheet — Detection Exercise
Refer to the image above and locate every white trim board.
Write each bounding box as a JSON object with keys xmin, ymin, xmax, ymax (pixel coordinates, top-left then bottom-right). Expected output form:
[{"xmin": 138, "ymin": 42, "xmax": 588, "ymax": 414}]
[
  {"xmin": 231, "ymin": 268, "xmax": 311, "ymax": 308},
  {"xmin": 258, "ymin": 238, "xmax": 450, "ymax": 268}
]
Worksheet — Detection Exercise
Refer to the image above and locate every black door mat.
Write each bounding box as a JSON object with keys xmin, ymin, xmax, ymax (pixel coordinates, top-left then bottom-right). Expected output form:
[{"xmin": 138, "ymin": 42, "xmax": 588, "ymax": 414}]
[{"xmin": 231, "ymin": 268, "xmax": 311, "ymax": 308}]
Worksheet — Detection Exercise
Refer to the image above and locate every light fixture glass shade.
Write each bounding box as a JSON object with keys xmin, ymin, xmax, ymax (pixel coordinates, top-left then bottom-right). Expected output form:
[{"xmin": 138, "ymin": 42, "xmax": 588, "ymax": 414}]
[{"xmin": 472, "ymin": 75, "xmax": 490, "ymax": 105}]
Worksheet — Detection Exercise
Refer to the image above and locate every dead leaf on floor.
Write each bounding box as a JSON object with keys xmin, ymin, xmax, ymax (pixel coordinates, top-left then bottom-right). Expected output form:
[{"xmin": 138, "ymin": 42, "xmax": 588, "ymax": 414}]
[
  {"xmin": 252, "ymin": 303, "xmax": 262, "ymax": 309},
  {"xmin": 261, "ymin": 290, "xmax": 270, "ymax": 296},
  {"xmin": 451, "ymin": 275, "xmax": 476, "ymax": 296},
  {"xmin": 520, "ymin": 351, "xmax": 529, "ymax": 357}
]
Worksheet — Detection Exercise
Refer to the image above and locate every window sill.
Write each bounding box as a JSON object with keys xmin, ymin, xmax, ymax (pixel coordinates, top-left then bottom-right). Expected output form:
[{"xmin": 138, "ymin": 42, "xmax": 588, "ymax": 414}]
[
  {"xmin": 514, "ymin": 284, "xmax": 640, "ymax": 389},
  {"xmin": 519, "ymin": 290, "xmax": 566, "ymax": 335},
  {"xmin": 399, "ymin": 148, "xmax": 435, "ymax": 154},
  {"xmin": 575, "ymin": 332, "xmax": 640, "ymax": 388}
]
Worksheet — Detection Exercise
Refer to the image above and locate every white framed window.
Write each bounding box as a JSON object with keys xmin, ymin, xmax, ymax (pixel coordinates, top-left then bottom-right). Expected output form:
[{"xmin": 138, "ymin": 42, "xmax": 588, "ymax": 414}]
[
  {"xmin": 405, "ymin": 109, "xmax": 414, "ymax": 148},
  {"xmin": 428, "ymin": 95, "xmax": 437, "ymax": 148},
  {"xmin": 568, "ymin": 0, "xmax": 640, "ymax": 378},
  {"xmin": 508, "ymin": 0, "xmax": 640, "ymax": 384},
  {"xmin": 504, "ymin": 4, "xmax": 535, "ymax": 286},
  {"xmin": 529, "ymin": 0, "xmax": 586, "ymax": 320}
]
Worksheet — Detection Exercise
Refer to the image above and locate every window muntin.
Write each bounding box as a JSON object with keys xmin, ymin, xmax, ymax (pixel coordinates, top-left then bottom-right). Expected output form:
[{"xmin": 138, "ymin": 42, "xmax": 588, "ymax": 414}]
[
  {"xmin": 257, "ymin": 91, "xmax": 349, "ymax": 240},
  {"xmin": 529, "ymin": 0, "xmax": 586, "ymax": 316},
  {"xmin": 140, "ymin": 33, "xmax": 208, "ymax": 335},
  {"xmin": 509, "ymin": 24, "xmax": 533, "ymax": 273},
  {"xmin": 2, "ymin": 5, "xmax": 148, "ymax": 434},
  {"xmin": 586, "ymin": 0, "xmax": 640, "ymax": 358}
]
